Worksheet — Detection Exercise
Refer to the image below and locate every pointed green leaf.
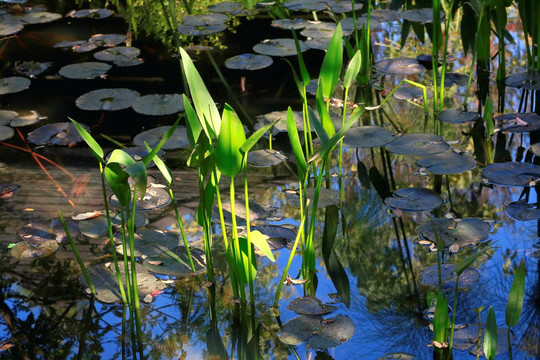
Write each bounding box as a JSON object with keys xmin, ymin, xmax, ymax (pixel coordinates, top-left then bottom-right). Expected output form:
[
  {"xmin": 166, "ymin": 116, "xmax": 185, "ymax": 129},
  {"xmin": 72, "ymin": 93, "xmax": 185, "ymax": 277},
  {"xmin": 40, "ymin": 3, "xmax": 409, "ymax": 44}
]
[
  {"xmin": 238, "ymin": 235, "xmax": 257, "ymax": 284},
  {"xmin": 70, "ymin": 118, "xmax": 104, "ymax": 162},
  {"xmin": 104, "ymin": 163, "xmax": 131, "ymax": 206},
  {"xmin": 505, "ymin": 258, "xmax": 526, "ymax": 327},
  {"xmin": 456, "ymin": 251, "xmax": 483, "ymax": 276},
  {"xmin": 286, "ymin": 107, "xmax": 307, "ymax": 180},
  {"xmin": 484, "ymin": 97, "xmax": 494, "ymax": 137},
  {"xmin": 183, "ymin": 94, "xmax": 202, "ymax": 148},
  {"xmin": 315, "ymin": 86, "xmax": 335, "ymax": 137},
  {"xmin": 248, "ymin": 230, "xmax": 275, "ymax": 262},
  {"xmin": 107, "ymin": 148, "xmax": 136, "ymax": 167},
  {"xmin": 433, "ymin": 291, "xmax": 450, "ymax": 344},
  {"xmin": 292, "ymin": 28, "xmax": 310, "ymax": 87},
  {"xmin": 343, "ymin": 50, "xmax": 362, "ymax": 90},
  {"xmin": 484, "ymin": 306, "xmax": 498, "ymax": 360},
  {"xmin": 308, "ymin": 105, "xmax": 330, "ymax": 146},
  {"xmin": 124, "ymin": 161, "xmax": 148, "ymax": 199},
  {"xmin": 144, "ymin": 142, "xmax": 172, "ymax": 185},
  {"xmin": 216, "ymin": 104, "xmax": 246, "ymax": 177},
  {"xmin": 318, "ymin": 22, "xmax": 343, "ymax": 100},
  {"xmin": 240, "ymin": 119, "xmax": 279, "ymax": 155},
  {"xmin": 283, "ymin": 58, "xmax": 305, "ymax": 98}
]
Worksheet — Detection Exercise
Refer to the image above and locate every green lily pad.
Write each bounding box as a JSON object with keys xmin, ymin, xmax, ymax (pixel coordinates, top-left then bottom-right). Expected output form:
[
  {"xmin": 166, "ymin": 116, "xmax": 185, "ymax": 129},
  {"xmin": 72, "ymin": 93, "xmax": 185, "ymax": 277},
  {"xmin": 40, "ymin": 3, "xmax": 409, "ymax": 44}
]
[
  {"xmin": 212, "ymin": 199, "xmax": 276, "ymax": 226},
  {"xmin": 133, "ymin": 125, "xmax": 190, "ymax": 150},
  {"xmin": 481, "ymin": 162, "xmax": 540, "ymax": 186},
  {"xmin": 21, "ymin": 11, "xmax": 62, "ymax": 24},
  {"xmin": 417, "ymin": 218, "xmax": 491, "ymax": 248},
  {"xmin": 14, "ymin": 60, "xmax": 52, "ymax": 78},
  {"xmin": 374, "ymin": 58, "xmax": 426, "ymax": 76},
  {"xmin": 27, "ymin": 122, "xmax": 88, "ymax": 146},
  {"xmin": 271, "ymin": 18, "xmax": 310, "ymax": 30},
  {"xmin": 279, "ymin": 315, "xmax": 320, "ymax": 346},
  {"xmin": 78, "ymin": 215, "xmax": 109, "ymax": 239},
  {"xmin": 247, "ymin": 149, "xmax": 287, "ymax": 167},
  {"xmin": 208, "ymin": 2, "xmax": 250, "ymax": 15},
  {"xmin": 437, "ymin": 108, "xmax": 480, "ymax": 124},
  {"xmin": 115, "ymin": 229, "xmax": 179, "ymax": 257},
  {"xmin": 144, "ymin": 246, "xmax": 206, "ymax": 276},
  {"xmin": 109, "ymin": 184, "xmax": 171, "ymax": 211},
  {"xmin": 224, "ymin": 53, "xmax": 273, "ymax": 70},
  {"xmin": 421, "ymin": 263, "xmax": 480, "ymax": 290},
  {"xmin": 0, "ymin": 76, "xmax": 31, "ymax": 95},
  {"xmin": 131, "ymin": 94, "xmax": 184, "ymax": 115},
  {"xmin": 287, "ymin": 296, "xmax": 338, "ymax": 315},
  {"xmin": 75, "ymin": 88, "xmax": 140, "ymax": 111},
  {"xmin": 342, "ymin": 126, "xmax": 396, "ymax": 148},
  {"xmin": 505, "ymin": 200, "xmax": 540, "ymax": 221},
  {"xmin": 72, "ymin": 41, "xmax": 99, "ymax": 53},
  {"xmin": 279, "ymin": 314, "xmax": 355, "ymax": 349},
  {"xmin": 416, "ymin": 150, "xmax": 476, "ymax": 175},
  {"xmin": 10, "ymin": 240, "xmax": 59, "ymax": 259},
  {"xmin": 385, "ymin": 133, "xmax": 450, "ymax": 156},
  {"xmin": 300, "ymin": 21, "xmax": 352, "ymax": 39},
  {"xmin": 110, "ymin": 210, "xmax": 148, "ymax": 229},
  {"xmin": 89, "ymin": 33, "xmax": 127, "ymax": 47},
  {"xmin": 505, "ymin": 71, "xmax": 540, "ymax": 91},
  {"xmin": 69, "ymin": 8, "xmax": 114, "ymax": 19},
  {"xmin": 0, "ymin": 110, "xmax": 19, "ymax": 125},
  {"xmin": 0, "ymin": 125, "xmax": 14, "ymax": 141},
  {"xmin": 393, "ymin": 85, "xmax": 433, "ymax": 101},
  {"xmin": 340, "ymin": 16, "xmax": 381, "ymax": 31},
  {"xmin": 53, "ymin": 40, "xmax": 86, "ymax": 49},
  {"xmin": 331, "ymin": 1, "xmax": 363, "ymax": 13},
  {"xmin": 305, "ymin": 38, "xmax": 335, "ymax": 51},
  {"xmin": 80, "ymin": 262, "xmax": 166, "ymax": 304},
  {"xmin": 495, "ymin": 112, "xmax": 540, "ymax": 133},
  {"xmin": 58, "ymin": 62, "xmax": 112, "ymax": 79},
  {"xmin": 401, "ymin": 8, "xmax": 444, "ymax": 23},
  {"xmin": 253, "ymin": 38, "xmax": 307, "ymax": 57},
  {"xmin": 93, "ymin": 46, "xmax": 141, "ymax": 64},
  {"xmin": 385, "ymin": 187, "xmax": 444, "ymax": 212}
]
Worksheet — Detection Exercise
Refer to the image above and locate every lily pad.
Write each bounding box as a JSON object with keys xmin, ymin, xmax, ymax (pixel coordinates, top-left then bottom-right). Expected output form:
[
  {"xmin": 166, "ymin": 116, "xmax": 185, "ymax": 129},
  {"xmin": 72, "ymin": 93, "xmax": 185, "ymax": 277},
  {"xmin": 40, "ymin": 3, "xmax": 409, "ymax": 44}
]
[
  {"xmin": 53, "ymin": 40, "xmax": 87, "ymax": 49},
  {"xmin": 271, "ymin": 18, "xmax": 310, "ymax": 30},
  {"xmin": 131, "ymin": 94, "xmax": 184, "ymax": 116},
  {"xmin": 279, "ymin": 314, "xmax": 355, "ymax": 349},
  {"xmin": 17, "ymin": 217, "xmax": 80, "ymax": 245},
  {"xmin": 437, "ymin": 108, "xmax": 480, "ymax": 124},
  {"xmin": 374, "ymin": 58, "xmax": 426, "ymax": 76},
  {"xmin": 385, "ymin": 187, "xmax": 444, "ymax": 212},
  {"xmin": 495, "ymin": 112, "xmax": 540, "ymax": 133},
  {"xmin": 182, "ymin": 13, "xmax": 228, "ymax": 26},
  {"xmin": 371, "ymin": 9, "xmax": 401, "ymax": 22},
  {"xmin": 93, "ymin": 46, "xmax": 143, "ymax": 66},
  {"xmin": 385, "ymin": 133, "xmax": 450, "ymax": 156},
  {"xmin": 11, "ymin": 240, "xmax": 59, "ymax": 259},
  {"xmin": 78, "ymin": 215, "xmax": 109, "ymax": 239},
  {"xmin": 72, "ymin": 42, "xmax": 99, "ymax": 53},
  {"xmin": 417, "ymin": 218, "xmax": 491, "ymax": 248},
  {"xmin": 0, "ymin": 22, "xmax": 23, "ymax": 36},
  {"xmin": 110, "ymin": 211, "xmax": 148, "ymax": 229},
  {"xmin": 207, "ymin": 2, "xmax": 250, "ymax": 15},
  {"xmin": 421, "ymin": 263, "xmax": 480, "ymax": 290},
  {"xmin": 115, "ymin": 229, "xmax": 179, "ymax": 257},
  {"xmin": 75, "ymin": 88, "xmax": 140, "ymax": 111},
  {"xmin": 393, "ymin": 85, "xmax": 433, "ymax": 101},
  {"xmin": 0, "ymin": 77, "xmax": 31, "ymax": 95},
  {"xmin": 213, "ymin": 199, "xmax": 276, "ymax": 226},
  {"xmin": 291, "ymin": 187, "xmax": 341, "ymax": 208},
  {"xmin": 0, "ymin": 125, "xmax": 14, "ymax": 141},
  {"xmin": 255, "ymin": 110, "xmax": 304, "ymax": 135},
  {"xmin": 252, "ymin": 224, "xmax": 297, "ymax": 243},
  {"xmin": 283, "ymin": 0, "xmax": 328, "ymax": 11},
  {"xmin": 133, "ymin": 125, "xmax": 190, "ymax": 150},
  {"xmin": 27, "ymin": 122, "xmax": 88, "ymax": 146},
  {"xmin": 342, "ymin": 125, "xmax": 396, "ymax": 148},
  {"xmin": 224, "ymin": 53, "xmax": 273, "ymax": 70},
  {"xmin": 177, "ymin": 23, "xmax": 227, "ymax": 36},
  {"xmin": 253, "ymin": 38, "xmax": 307, "ymax": 57},
  {"xmin": 58, "ymin": 62, "xmax": 112, "ymax": 79},
  {"xmin": 300, "ymin": 21, "xmax": 352, "ymax": 39},
  {"xmin": 10, "ymin": 111, "xmax": 45, "ymax": 127},
  {"xmin": 89, "ymin": 33, "xmax": 127, "ymax": 47},
  {"xmin": 144, "ymin": 246, "xmax": 206, "ymax": 276},
  {"xmin": 468, "ymin": 327, "xmax": 510, "ymax": 357},
  {"xmin": 21, "ymin": 11, "xmax": 62, "ymax": 24},
  {"xmin": 505, "ymin": 71, "xmax": 540, "ymax": 91},
  {"xmin": 0, "ymin": 110, "xmax": 18, "ymax": 125},
  {"xmin": 69, "ymin": 9, "xmax": 114, "ymax": 19},
  {"xmin": 340, "ymin": 16, "xmax": 381, "ymax": 31},
  {"xmin": 505, "ymin": 200, "xmax": 540, "ymax": 221},
  {"xmin": 482, "ymin": 162, "xmax": 540, "ymax": 186},
  {"xmin": 287, "ymin": 296, "xmax": 338, "ymax": 315},
  {"xmin": 247, "ymin": 149, "xmax": 287, "ymax": 167},
  {"xmin": 331, "ymin": 1, "xmax": 363, "ymax": 13},
  {"xmin": 109, "ymin": 184, "xmax": 171, "ymax": 211},
  {"xmin": 401, "ymin": 8, "xmax": 444, "ymax": 23},
  {"xmin": 416, "ymin": 150, "xmax": 476, "ymax": 175},
  {"xmin": 14, "ymin": 61, "xmax": 52, "ymax": 78}
]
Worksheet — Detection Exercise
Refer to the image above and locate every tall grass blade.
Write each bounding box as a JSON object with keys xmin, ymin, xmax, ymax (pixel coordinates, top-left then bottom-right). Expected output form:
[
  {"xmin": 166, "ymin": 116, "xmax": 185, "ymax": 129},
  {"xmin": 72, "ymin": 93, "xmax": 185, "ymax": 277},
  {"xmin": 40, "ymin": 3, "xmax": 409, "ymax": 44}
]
[
  {"xmin": 505, "ymin": 258, "xmax": 526, "ymax": 327},
  {"xmin": 70, "ymin": 118, "xmax": 104, "ymax": 162},
  {"xmin": 142, "ymin": 119, "xmax": 179, "ymax": 167},
  {"xmin": 343, "ymin": 50, "xmax": 362, "ymax": 90}
]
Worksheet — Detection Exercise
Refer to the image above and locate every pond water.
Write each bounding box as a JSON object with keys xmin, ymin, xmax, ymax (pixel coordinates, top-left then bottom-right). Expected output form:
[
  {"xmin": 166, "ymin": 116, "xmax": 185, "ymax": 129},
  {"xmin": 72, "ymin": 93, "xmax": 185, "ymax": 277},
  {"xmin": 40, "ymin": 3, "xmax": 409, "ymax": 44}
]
[{"xmin": 0, "ymin": 0, "xmax": 539, "ymax": 359}]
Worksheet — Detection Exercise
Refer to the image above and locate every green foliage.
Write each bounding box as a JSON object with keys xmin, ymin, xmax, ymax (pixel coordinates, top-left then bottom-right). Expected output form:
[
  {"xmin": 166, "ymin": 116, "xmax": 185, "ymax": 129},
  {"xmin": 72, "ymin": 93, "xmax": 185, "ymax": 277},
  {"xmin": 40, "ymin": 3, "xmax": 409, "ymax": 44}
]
[
  {"xmin": 433, "ymin": 291, "xmax": 450, "ymax": 345},
  {"xmin": 70, "ymin": 118, "xmax": 104, "ymax": 162},
  {"xmin": 484, "ymin": 306, "xmax": 498, "ymax": 360},
  {"xmin": 505, "ymin": 259, "xmax": 526, "ymax": 327},
  {"xmin": 216, "ymin": 104, "xmax": 246, "ymax": 177},
  {"xmin": 318, "ymin": 23, "xmax": 343, "ymax": 100},
  {"xmin": 286, "ymin": 107, "xmax": 307, "ymax": 181}
]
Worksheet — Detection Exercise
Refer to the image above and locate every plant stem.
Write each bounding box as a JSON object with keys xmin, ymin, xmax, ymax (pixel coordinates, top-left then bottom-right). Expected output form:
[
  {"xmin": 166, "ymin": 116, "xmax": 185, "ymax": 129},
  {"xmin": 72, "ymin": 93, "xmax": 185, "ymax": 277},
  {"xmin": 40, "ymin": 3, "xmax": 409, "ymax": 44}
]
[
  {"xmin": 243, "ymin": 164, "xmax": 255, "ymax": 303},
  {"xmin": 230, "ymin": 175, "xmax": 247, "ymax": 303}
]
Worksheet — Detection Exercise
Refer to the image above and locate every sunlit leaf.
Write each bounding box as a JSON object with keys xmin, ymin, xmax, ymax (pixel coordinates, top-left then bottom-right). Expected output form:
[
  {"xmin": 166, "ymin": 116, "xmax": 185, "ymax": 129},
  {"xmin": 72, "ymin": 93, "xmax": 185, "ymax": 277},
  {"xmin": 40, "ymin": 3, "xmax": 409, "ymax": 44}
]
[
  {"xmin": 505, "ymin": 258, "xmax": 526, "ymax": 327},
  {"xmin": 216, "ymin": 104, "xmax": 246, "ymax": 177}
]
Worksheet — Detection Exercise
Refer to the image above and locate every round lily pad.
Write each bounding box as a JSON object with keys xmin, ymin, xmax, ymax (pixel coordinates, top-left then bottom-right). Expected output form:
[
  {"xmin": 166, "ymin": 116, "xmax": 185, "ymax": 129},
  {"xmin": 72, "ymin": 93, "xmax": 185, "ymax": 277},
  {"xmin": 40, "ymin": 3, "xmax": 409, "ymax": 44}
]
[
  {"xmin": 133, "ymin": 125, "xmax": 190, "ymax": 150},
  {"xmin": 177, "ymin": 24, "xmax": 227, "ymax": 36},
  {"xmin": 305, "ymin": 38, "xmax": 334, "ymax": 51},
  {"xmin": 271, "ymin": 18, "xmax": 310, "ymax": 30},
  {"xmin": 69, "ymin": 9, "xmax": 114, "ymax": 19},
  {"xmin": 331, "ymin": 1, "xmax": 363, "ymax": 13},
  {"xmin": 72, "ymin": 42, "xmax": 99, "ymax": 53},
  {"xmin": 89, "ymin": 33, "xmax": 127, "ymax": 47},
  {"xmin": 505, "ymin": 200, "xmax": 540, "ymax": 221},
  {"xmin": 0, "ymin": 22, "xmax": 23, "ymax": 37},
  {"xmin": 109, "ymin": 185, "xmax": 171, "ymax": 211},
  {"xmin": 417, "ymin": 218, "xmax": 491, "ymax": 248},
  {"xmin": 495, "ymin": 112, "xmax": 540, "ymax": 133},
  {"xmin": 385, "ymin": 187, "xmax": 444, "ymax": 212},
  {"xmin": 283, "ymin": 0, "xmax": 327, "ymax": 11},
  {"xmin": 0, "ymin": 76, "xmax": 31, "ymax": 95},
  {"xmin": 75, "ymin": 88, "xmax": 140, "ymax": 111},
  {"xmin": 207, "ymin": 2, "xmax": 250, "ymax": 15},
  {"xmin": 0, "ymin": 125, "xmax": 14, "ymax": 141},
  {"xmin": 300, "ymin": 21, "xmax": 351, "ymax": 39},
  {"xmin": 58, "ymin": 62, "xmax": 112, "ymax": 79},
  {"xmin": 131, "ymin": 94, "xmax": 184, "ymax": 115},
  {"xmin": 0, "ymin": 110, "xmax": 18, "ymax": 125},
  {"xmin": 10, "ymin": 111, "xmax": 44, "ymax": 127},
  {"xmin": 78, "ymin": 215, "xmax": 109, "ymax": 239},
  {"xmin": 11, "ymin": 240, "xmax": 59, "ymax": 259},
  {"xmin": 437, "ymin": 108, "xmax": 480, "ymax": 124},
  {"xmin": 279, "ymin": 314, "xmax": 355, "ymax": 349},
  {"xmin": 213, "ymin": 200, "xmax": 276, "ymax": 226},
  {"xmin": 253, "ymin": 38, "xmax": 307, "ymax": 57},
  {"xmin": 93, "ymin": 46, "xmax": 140, "ymax": 64},
  {"xmin": 443, "ymin": 72, "xmax": 469, "ymax": 86},
  {"xmin": 14, "ymin": 61, "xmax": 52, "ymax": 78},
  {"xmin": 54, "ymin": 40, "xmax": 86, "ymax": 49},
  {"xmin": 342, "ymin": 125, "xmax": 396, "ymax": 148},
  {"xmin": 224, "ymin": 53, "xmax": 273, "ymax": 70},
  {"xmin": 393, "ymin": 85, "xmax": 433, "ymax": 101},
  {"xmin": 110, "ymin": 211, "xmax": 148, "ymax": 229},
  {"xmin": 17, "ymin": 217, "xmax": 80, "ymax": 245},
  {"xmin": 482, "ymin": 162, "xmax": 540, "ymax": 186},
  {"xmin": 385, "ymin": 133, "xmax": 450, "ymax": 156},
  {"xmin": 401, "ymin": 8, "xmax": 444, "ymax": 23},
  {"xmin": 115, "ymin": 229, "xmax": 179, "ymax": 257},
  {"xmin": 144, "ymin": 246, "xmax": 206, "ymax": 276},
  {"xmin": 247, "ymin": 149, "xmax": 287, "ymax": 167},
  {"xmin": 374, "ymin": 58, "xmax": 426, "ymax": 76},
  {"xmin": 416, "ymin": 150, "xmax": 476, "ymax": 175},
  {"xmin": 255, "ymin": 110, "xmax": 304, "ymax": 134},
  {"xmin": 421, "ymin": 263, "xmax": 480, "ymax": 289},
  {"xmin": 27, "ymin": 122, "xmax": 88, "ymax": 146},
  {"xmin": 287, "ymin": 296, "xmax": 338, "ymax": 315},
  {"xmin": 182, "ymin": 13, "xmax": 228, "ymax": 26},
  {"xmin": 340, "ymin": 17, "xmax": 381, "ymax": 31},
  {"xmin": 21, "ymin": 11, "xmax": 62, "ymax": 24},
  {"xmin": 371, "ymin": 9, "xmax": 401, "ymax": 22},
  {"xmin": 505, "ymin": 71, "xmax": 540, "ymax": 91},
  {"xmin": 279, "ymin": 315, "xmax": 320, "ymax": 346}
]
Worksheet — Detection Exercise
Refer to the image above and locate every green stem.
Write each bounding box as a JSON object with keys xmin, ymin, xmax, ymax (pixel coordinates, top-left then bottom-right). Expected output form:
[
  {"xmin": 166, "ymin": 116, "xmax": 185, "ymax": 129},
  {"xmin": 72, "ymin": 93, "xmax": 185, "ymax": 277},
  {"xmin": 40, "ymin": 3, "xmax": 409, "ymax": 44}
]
[
  {"xmin": 169, "ymin": 187, "xmax": 196, "ymax": 272},
  {"xmin": 120, "ymin": 209, "xmax": 133, "ymax": 306},
  {"xmin": 230, "ymin": 175, "xmax": 247, "ymax": 304},
  {"xmin": 243, "ymin": 163, "xmax": 255, "ymax": 303},
  {"xmin": 449, "ymin": 276, "xmax": 460, "ymax": 349},
  {"xmin": 128, "ymin": 194, "xmax": 140, "ymax": 310}
]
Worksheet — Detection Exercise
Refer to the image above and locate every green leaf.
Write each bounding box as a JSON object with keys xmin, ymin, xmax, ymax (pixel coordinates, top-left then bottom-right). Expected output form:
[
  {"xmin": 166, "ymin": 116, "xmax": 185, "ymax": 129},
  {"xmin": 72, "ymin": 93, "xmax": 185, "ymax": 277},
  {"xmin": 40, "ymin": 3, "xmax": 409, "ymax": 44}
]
[
  {"xmin": 292, "ymin": 28, "xmax": 310, "ymax": 87},
  {"xmin": 248, "ymin": 230, "xmax": 275, "ymax": 262},
  {"xmin": 286, "ymin": 106, "xmax": 307, "ymax": 180},
  {"xmin": 456, "ymin": 251, "xmax": 483, "ymax": 276},
  {"xmin": 144, "ymin": 142, "xmax": 172, "ymax": 185},
  {"xmin": 183, "ymin": 94, "xmax": 202, "ymax": 148},
  {"xmin": 283, "ymin": 58, "xmax": 305, "ymax": 99},
  {"xmin": 343, "ymin": 50, "xmax": 362, "ymax": 90},
  {"xmin": 238, "ymin": 235, "xmax": 257, "ymax": 284},
  {"xmin": 484, "ymin": 306, "xmax": 498, "ymax": 360},
  {"xmin": 215, "ymin": 104, "xmax": 246, "ymax": 177},
  {"xmin": 505, "ymin": 258, "xmax": 526, "ymax": 327},
  {"xmin": 180, "ymin": 47, "xmax": 221, "ymax": 139},
  {"xmin": 484, "ymin": 97, "xmax": 494, "ymax": 137},
  {"xmin": 142, "ymin": 119, "xmax": 179, "ymax": 167},
  {"xmin": 318, "ymin": 22, "xmax": 343, "ymax": 100},
  {"xmin": 104, "ymin": 163, "xmax": 130, "ymax": 207},
  {"xmin": 240, "ymin": 119, "xmax": 279, "ymax": 155},
  {"xmin": 433, "ymin": 291, "xmax": 450, "ymax": 344},
  {"xmin": 308, "ymin": 105, "xmax": 330, "ymax": 146},
  {"xmin": 69, "ymin": 118, "xmax": 104, "ymax": 162},
  {"xmin": 124, "ymin": 161, "xmax": 147, "ymax": 199},
  {"xmin": 315, "ymin": 86, "xmax": 335, "ymax": 137}
]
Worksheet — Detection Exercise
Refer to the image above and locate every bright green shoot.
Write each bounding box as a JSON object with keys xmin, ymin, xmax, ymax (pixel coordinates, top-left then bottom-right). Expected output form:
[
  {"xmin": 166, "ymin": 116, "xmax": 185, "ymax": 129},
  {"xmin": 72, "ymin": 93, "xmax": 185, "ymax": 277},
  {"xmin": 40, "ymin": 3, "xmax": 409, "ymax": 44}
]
[
  {"xmin": 505, "ymin": 259, "xmax": 526, "ymax": 359},
  {"xmin": 484, "ymin": 306, "xmax": 498, "ymax": 360}
]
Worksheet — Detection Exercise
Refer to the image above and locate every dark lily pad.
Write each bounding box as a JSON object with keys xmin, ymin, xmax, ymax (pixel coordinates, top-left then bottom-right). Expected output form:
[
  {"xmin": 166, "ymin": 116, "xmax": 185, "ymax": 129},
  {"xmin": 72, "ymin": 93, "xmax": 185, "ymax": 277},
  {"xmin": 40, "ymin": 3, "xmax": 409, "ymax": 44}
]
[
  {"xmin": 224, "ymin": 53, "xmax": 273, "ymax": 70},
  {"xmin": 443, "ymin": 72, "xmax": 469, "ymax": 86},
  {"xmin": 283, "ymin": 0, "xmax": 327, "ymax": 11},
  {"xmin": 78, "ymin": 214, "xmax": 109, "ymax": 239},
  {"xmin": 374, "ymin": 58, "xmax": 426, "ymax": 76},
  {"xmin": 253, "ymin": 38, "xmax": 307, "ymax": 57},
  {"xmin": 278, "ymin": 315, "xmax": 320, "ymax": 346},
  {"xmin": 177, "ymin": 23, "xmax": 227, "ymax": 36},
  {"xmin": 17, "ymin": 217, "xmax": 80, "ymax": 245},
  {"xmin": 255, "ymin": 110, "xmax": 304, "ymax": 134},
  {"xmin": 371, "ymin": 9, "xmax": 401, "ymax": 22},
  {"xmin": 247, "ymin": 149, "xmax": 287, "ymax": 167},
  {"xmin": 10, "ymin": 110, "xmax": 45, "ymax": 127},
  {"xmin": 133, "ymin": 125, "xmax": 190, "ymax": 150},
  {"xmin": 75, "ymin": 88, "xmax": 140, "ymax": 111},
  {"xmin": 89, "ymin": 33, "xmax": 127, "ymax": 47},
  {"xmin": 144, "ymin": 246, "xmax": 206, "ymax": 276},
  {"xmin": 0, "ymin": 183, "xmax": 18, "ymax": 199},
  {"xmin": 252, "ymin": 224, "xmax": 297, "ymax": 243},
  {"xmin": 0, "ymin": 77, "xmax": 31, "ymax": 95},
  {"xmin": 11, "ymin": 240, "xmax": 59, "ymax": 259},
  {"xmin": 110, "ymin": 210, "xmax": 148, "ymax": 229},
  {"xmin": 421, "ymin": 263, "xmax": 480, "ymax": 290},
  {"xmin": 300, "ymin": 21, "xmax": 352, "ymax": 39},
  {"xmin": 495, "ymin": 112, "xmax": 540, "ymax": 133},
  {"xmin": 27, "ymin": 122, "xmax": 88, "ymax": 146},
  {"xmin": 80, "ymin": 262, "xmax": 166, "ymax": 304},
  {"xmin": 385, "ymin": 187, "xmax": 444, "ymax": 212},
  {"xmin": 58, "ymin": 62, "xmax": 112, "ymax": 79},
  {"xmin": 331, "ymin": 1, "xmax": 363, "ymax": 13},
  {"xmin": 69, "ymin": 9, "xmax": 114, "ymax": 19},
  {"xmin": 385, "ymin": 133, "xmax": 450, "ymax": 156},
  {"xmin": 0, "ymin": 110, "xmax": 18, "ymax": 125},
  {"xmin": 53, "ymin": 40, "xmax": 87, "ymax": 49},
  {"xmin": 481, "ymin": 162, "xmax": 540, "ymax": 186},
  {"xmin": 437, "ymin": 108, "xmax": 480, "ymax": 124},
  {"xmin": 21, "ymin": 11, "xmax": 62, "ymax": 24},
  {"xmin": 393, "ymin": 85, "xmax": 433, "ymax": 101},
  {"xmin": 417, "ymin": 218, "xmax": 491, "ymax": 248},
  {"xmin": 505, "ymin": 71, "xmax": 540, "ymax": 91},
  {"xmin": 109, "ymin": 184, "xmax": 171, "ymax": 211},
  {"xmin": 131, "ymin": 94, "xmax": 184, "ymax": 115},
  {"xmin": 182, "ymin": 13, "xmax": 228, "ymax": 26},
  {"xmin": 213, "ymin": 199, "xmax": 276, "ymax": 226},
  {"xmin": 416, "ymin": 150, "xmax": 476, "ymax": 175},
  {"xmin": 271, "ymin": 18, "xmax": 310, "ymax": 30},
  {"xmin": 505, "ymin": 200, "xmax": 540, "ymax": 221},
  {"xmin": 14, "ymin": 60, "xmax": 52, "ymax": 78},
  {"xmin": 401, "ymin": 8, "xmax": 444, "ymax": 23},
  {"xmin": 279, "ymin": 314, "xmax": 355, "ymax": 349},
  {"xmin": 93, "ymin": 46, "xmax": 141, "ymax": 65},
  {"xmin": 530, "ymin": 143, "xmax": 540, "ymax": 156},
  {"xmin": 290, "ymin": 187, "xmax": 341, "ymax": 208},
  {"xmin": 340, "ymin": 16, "xmax": 381, "ymax": 31},
  {"xmin": 115, "ymin": 229, "xmax": 179, "ymax": 257},
  {"xmin": 305, "ymin": 38, "xmax": 335, "ymax": 51},
  {"xmin": 287, "ymin": 296, "xmax": 338, "ymax": 315},
  {"xmin": 72, "ymin": 41, "xmax": 99, "ymax": 53},
  {"xmin": 0, "ymin": 125, "xmax": 14, "ymax": 141},
  {"xmin": 208, "ymin": 2, "xmax": 250, "ymax": 15},
  {"xmin": 342, "ymin": 125, "xmax": 396, "ymax": 148}
]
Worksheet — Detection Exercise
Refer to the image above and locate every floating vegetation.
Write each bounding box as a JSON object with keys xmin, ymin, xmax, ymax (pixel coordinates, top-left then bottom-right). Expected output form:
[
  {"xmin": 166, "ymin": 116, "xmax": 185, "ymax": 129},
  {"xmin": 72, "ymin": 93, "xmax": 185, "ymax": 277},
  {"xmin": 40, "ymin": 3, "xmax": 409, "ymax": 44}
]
[
  {"xmin": 385, "ymin": 133, "xmax": 450, "ymax": 156},
  {"xmin": 27, "ymin": 122, "xmax": 88, "ymax": 146},
  {"xmin": 21, "ymin": 11, "xmax": 62, "ymax": 24},
  {"xmin": 68, "ymin": 8, "xmax": 114, "ymax": 19},
  {"xmin": 374, "ymin": 58, "xmax": 426, "ymax": 76},
  {"xmin": 131, "ymin": 94, "xmax": 184, "ymax": 116},
  {"xmin": 505, "ymin": 200, "xmax": 540, "ymax": 221},
  {"xmin": 246, "ymin": 149, "xmax": 287, "ymax": 167},
  {"xmin": 342, "ymin": 125, "xmax": 396, "ymax": 148},
  {"xmin": 437, "ymin": 108, "xmax": 480, "ymax": 124},
  {"xmin": 505, "ymin": 71, "xmax": 540, "ymax": 91},
  {"xmin": 224, "ymin": 53, "xmax": 273, "ymax": 70},
  {"xmin": 401, "ymin": 8, "xmax": 444, "ymax": 23},
  {"xmin": 75, "ymin": 88, "xmax": 140, "ymax": 111},
  {"xmin": 416, "ymin": 150, "xmax": 476, "ymax": 175},
  {"xmin": 177, "ymin": 13, "xmax": 228, "ymax": 36},
  {"xmin": 0, "ymin": 125, "xmax": 14, "ymax": 141},
  {"xmin": 143, "ymin": 246, "xmax": 206, "ymax": 276},
  {"xmin": 421, "ymin": 264, "xmax": 480, "ymax": 289},
  {"xmin": 14, "ymin": 61, "xmax": 52, "ymax": 78},
  {"xmin": 133, "ymin": 125, "xmax": 190, "ymax": 150},
  {"xmin": 417, "ymin": 218, "xmax": 491, "ymax": 250},
  {"xmin": 58, "ymin": 62, "xmax": 112, "ymax": 79},
  {"xmin": 0, "ymin": 77, "xmax": 31, "ymax": 95},
  {"xmin": 385, "ymin": 187, "xmax": 444, "ymax": 212},
  {"xmin": 253, "ymin": 38, "xmax": 307, "ymax": 57},
  {"xmin": 481, "ymin": 162, "xmax": 540, "ymax": 187},
  {"xmin": 495, "ymin": 112, "xmax": 540, "ymax": 133},
  {"xmin": 93, "ymin": 46, "xmax": 143, "ymax": 66},
  {"xmin": 271, "ymin": 18, "xmax": 310, "ymax": 30}
]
